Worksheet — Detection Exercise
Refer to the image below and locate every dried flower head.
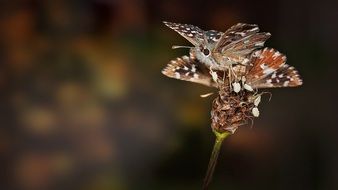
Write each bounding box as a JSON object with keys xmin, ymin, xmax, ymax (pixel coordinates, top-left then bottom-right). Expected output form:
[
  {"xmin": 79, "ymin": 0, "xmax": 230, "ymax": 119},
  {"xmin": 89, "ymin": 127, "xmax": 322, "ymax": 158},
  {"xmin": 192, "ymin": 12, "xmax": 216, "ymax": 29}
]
[{"xmin": 211, "ymin": 84, "xmax": 257, "ymax": 134}]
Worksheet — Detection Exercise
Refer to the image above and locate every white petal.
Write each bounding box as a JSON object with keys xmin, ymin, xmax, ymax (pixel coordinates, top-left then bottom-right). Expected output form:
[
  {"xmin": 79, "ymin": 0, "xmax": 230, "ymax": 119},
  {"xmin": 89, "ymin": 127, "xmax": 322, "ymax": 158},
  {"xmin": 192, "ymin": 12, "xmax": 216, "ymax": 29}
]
[
  {"xmin": 243, "ymin": 84, "xmax": 253, "ymax": 91},
  {"xmin": 232, "ymin": 82, "xmax": 241, "ymax": 93},
  {"xmin": 252, "ymin": 107, "xmax": 260, "ymax": 117},
  {"xmin": 254, "ymin": 95, "xmax": 261, "ymax": 106}
]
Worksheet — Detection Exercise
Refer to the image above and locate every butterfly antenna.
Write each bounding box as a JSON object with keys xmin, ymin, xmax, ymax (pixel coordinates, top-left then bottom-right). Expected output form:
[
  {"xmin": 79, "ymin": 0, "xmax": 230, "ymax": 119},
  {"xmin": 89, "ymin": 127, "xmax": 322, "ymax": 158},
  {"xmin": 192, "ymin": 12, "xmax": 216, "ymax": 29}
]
[{"xmin": 172, "ymin": 45, "xmax": 193, "ymax": 49}]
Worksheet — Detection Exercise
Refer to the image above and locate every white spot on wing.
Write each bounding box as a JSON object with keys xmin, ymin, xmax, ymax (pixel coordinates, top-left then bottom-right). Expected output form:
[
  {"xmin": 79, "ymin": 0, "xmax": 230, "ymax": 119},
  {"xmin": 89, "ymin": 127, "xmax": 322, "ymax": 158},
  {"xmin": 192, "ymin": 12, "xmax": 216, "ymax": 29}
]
[
  {"xmin": 175, "ymin": 72, "xmax": 180, "ymax": 79},
  {"xmin": 255, "ymin": 42, "xmax": 264, "ymax": 46},
  {"xmin": 283, "ymin": 81, "xmax": 289, "ymax": 87},
  {"xmin": 272, "ymin": 51, "xmax": 281, "ymax": 59},
  {"xmin": 237, "ymin": 32, "xmax": 246, "ymax": 36},
  {"xmin": 263, "ymin": 68, "xmax": 275, "ymax": 75},
  {"xmin": 248, "ymin": 27, "xmax": 259, "ymax": 32},
  {"xmin": 271, "ymin": 73, "xmax": 277, "ymax": 78},
  {"xmin": 191, "ymin": 64, "xmax": 196, "ymax": 73}
]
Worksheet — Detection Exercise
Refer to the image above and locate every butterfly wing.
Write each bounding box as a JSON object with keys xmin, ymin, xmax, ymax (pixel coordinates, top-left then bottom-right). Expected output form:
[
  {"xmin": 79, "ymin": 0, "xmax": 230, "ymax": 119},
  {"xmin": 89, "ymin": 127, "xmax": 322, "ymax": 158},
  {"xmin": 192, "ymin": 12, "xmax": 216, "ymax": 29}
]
[
  {"xmin": 163, "ymin": 21, "xmax": 206, "ymax": 46},
  {"xmin": 214, "ymin": 23, "xmax": 271, "ymax": 64},
  {"xmin": 246, "ymin": 48, "xmax": 302, "ymax": 88},
  {"xmin": 162, "ymin": 55, "xmax": 221, "ymax": 87},
  {"xmin": 204, "ymin": 30, "xmax": 223, "ymax": 43},
  {"xmin": 215, "ymin": 23, "xmax": 260, "ymax": 48}
]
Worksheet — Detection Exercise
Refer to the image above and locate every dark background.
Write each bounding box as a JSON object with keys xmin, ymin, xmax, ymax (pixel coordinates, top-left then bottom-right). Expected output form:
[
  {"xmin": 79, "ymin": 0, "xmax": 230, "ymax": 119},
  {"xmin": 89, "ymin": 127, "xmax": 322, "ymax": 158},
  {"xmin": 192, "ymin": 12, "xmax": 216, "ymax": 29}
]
[{"xmin": 0, "ymin": 0, "xmax": 337, "ymax": 189}]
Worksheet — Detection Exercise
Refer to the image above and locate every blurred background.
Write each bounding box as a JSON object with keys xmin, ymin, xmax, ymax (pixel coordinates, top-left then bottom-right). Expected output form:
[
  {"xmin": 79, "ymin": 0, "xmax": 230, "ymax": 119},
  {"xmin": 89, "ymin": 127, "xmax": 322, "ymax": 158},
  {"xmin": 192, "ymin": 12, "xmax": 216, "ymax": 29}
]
[{"xmin": 0, "ymin": 0, "xmax": 337, "ymax": 189}]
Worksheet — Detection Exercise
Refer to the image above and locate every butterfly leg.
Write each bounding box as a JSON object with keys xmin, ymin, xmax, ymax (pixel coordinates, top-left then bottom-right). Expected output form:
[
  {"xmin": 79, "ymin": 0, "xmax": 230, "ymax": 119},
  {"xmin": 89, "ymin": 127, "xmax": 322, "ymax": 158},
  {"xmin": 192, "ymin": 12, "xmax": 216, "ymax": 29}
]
[
  {"xmin": 229, "ymin": 64, "xmax": 242, "ymax": 92},
  {"xmin": 227, "ymin": 65, "xmax": 233, "ymax": 91},
  {"xmin": 230, "ymin": 64, "xmax": 238, "ymax": 80}
]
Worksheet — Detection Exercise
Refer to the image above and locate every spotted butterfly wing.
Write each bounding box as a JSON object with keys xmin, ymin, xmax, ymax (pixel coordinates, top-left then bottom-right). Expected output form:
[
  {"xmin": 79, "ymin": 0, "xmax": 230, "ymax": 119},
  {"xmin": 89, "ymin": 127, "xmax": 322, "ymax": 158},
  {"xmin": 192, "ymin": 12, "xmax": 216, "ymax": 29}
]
[
  {"xmin": 215, "ymin": 23, "xmax": 260, "ymax": 48},
  {"xmin": 163, "ymin": 21, "xmax": 224, "ymax": 45},
  {"xmin": 246, "ymin": 48, "xmax": 302, "ymax": 88},
  {"xmin": 214, "ymin": 23, "xmax": 271, "ymax": 64},
  {"xmin": 162, "ymin": 55, "xmax": 222, "ymax": 87},
  {"xmin": 163, "ymin": 21, "xmax": 206, "ymax": 46}
]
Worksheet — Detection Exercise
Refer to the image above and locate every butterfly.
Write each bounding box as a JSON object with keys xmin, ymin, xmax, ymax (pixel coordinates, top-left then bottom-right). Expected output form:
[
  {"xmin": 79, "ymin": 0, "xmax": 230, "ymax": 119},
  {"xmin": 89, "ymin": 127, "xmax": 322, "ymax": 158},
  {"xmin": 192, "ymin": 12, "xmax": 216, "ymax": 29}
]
[
  {"xmin": 163, "ymin": 21, "xmax": 271, "ymax": 70},
  {"xmin": 162, "ymin": 47, "xmax": 303, "ymax": 89},
  {"xmin": 162, "ymin": 21, "xmax": 302, "ymax": 90}
]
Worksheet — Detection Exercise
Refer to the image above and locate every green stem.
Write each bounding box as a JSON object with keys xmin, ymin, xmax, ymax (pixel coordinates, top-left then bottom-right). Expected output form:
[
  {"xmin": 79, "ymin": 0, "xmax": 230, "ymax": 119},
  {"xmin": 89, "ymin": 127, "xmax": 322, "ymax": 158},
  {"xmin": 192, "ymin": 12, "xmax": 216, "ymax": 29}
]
[{"xmin": 203, "ymin": 130, "xmax": 230, "ymax": 190}]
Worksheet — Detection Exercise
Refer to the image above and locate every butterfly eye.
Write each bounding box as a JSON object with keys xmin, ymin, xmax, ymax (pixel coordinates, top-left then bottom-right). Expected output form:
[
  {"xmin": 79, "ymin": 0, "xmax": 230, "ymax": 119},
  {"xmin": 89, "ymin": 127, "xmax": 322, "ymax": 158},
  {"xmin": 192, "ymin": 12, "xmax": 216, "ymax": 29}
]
[{"xmin": 203, "ymin": 48, "xmax": 210, "ymax": 56}]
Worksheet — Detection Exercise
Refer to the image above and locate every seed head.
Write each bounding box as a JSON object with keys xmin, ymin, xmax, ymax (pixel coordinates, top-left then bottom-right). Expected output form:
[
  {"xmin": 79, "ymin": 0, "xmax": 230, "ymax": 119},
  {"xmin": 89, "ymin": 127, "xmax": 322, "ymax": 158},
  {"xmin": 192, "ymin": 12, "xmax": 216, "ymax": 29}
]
[{"xmin": 211, "ymin": 84, "xmax": 259, "ymax": 134}]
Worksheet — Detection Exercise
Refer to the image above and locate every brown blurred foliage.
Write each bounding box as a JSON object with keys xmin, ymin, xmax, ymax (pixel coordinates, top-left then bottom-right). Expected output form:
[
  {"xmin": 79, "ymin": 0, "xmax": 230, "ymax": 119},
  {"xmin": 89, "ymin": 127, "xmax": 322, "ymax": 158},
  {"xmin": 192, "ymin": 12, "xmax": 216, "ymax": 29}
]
[{"xmin": 0, "ymin": 0, "xmax": 338, "ymax": 190}]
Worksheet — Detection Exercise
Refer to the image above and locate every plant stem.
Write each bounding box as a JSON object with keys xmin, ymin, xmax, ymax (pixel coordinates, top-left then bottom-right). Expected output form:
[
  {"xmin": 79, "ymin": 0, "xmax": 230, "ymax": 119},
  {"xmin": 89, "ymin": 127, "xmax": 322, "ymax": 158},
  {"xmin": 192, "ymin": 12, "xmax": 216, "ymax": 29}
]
[{"xmin": 203, "ymin": 130, "xmax": 230, "ymax": 190}]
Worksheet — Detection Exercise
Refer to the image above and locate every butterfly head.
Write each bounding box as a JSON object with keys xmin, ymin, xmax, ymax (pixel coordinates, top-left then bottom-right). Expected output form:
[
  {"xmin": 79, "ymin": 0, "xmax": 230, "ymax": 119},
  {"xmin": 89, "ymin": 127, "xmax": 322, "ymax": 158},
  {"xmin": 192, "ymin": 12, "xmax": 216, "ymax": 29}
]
[
  {"xmin": 164, "ymin": 21, "xmax": 221, "ymax": 68},
  {"xmin": 190, "ymin": 43, "xmax": 218, "ymax": 68}
]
